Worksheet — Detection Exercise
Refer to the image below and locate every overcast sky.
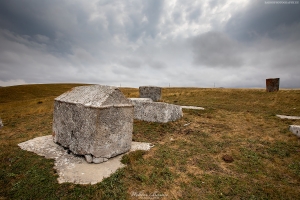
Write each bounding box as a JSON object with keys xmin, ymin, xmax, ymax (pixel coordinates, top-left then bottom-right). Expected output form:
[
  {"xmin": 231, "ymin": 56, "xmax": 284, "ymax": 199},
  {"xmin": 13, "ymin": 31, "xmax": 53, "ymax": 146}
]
[{"xmin": 0, "ymin": 0, "xmax": 300, "ymax": 88}]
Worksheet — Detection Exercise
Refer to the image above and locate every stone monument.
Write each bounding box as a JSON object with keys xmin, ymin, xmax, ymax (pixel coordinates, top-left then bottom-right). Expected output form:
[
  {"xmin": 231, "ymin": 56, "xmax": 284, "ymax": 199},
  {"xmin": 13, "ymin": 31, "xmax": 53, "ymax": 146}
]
[
  {"xmin": 52, "ymin": 85, "xmax": 134, "ymax": 163},
  {"xmin": 139, "ymin": 86, "xmax": 162, "ymax": 102},
  {"xmin": 266, "ymin": 78, "xmax": 280, "ymax": 92}
]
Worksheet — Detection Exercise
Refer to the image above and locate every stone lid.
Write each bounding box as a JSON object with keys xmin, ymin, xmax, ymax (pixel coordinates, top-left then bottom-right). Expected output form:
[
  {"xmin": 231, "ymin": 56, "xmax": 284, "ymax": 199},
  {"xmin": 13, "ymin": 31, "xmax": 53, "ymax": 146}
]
[
  {"xmin": 55, "ymin": 85, "xmax": 132, "ymax": 108},
  {"xmin": 129, "ymin": 98, "xmax": 153, "ymax": 102}
]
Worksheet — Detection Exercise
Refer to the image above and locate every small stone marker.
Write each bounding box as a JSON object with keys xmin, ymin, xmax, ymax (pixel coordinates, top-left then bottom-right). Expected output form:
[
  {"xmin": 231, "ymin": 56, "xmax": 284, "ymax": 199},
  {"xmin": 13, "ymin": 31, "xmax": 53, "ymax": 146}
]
[
  {"xmin": 52, "ymin": 85, "xmax": 134, "ymax": 164},
  {"xmin": 139, "ymin": 86, "xmax": 162, "ymax": 102},
  {"xmin": 289, "ymin": 125, "xmax": 300, "ymax": 138},
  {"xmin": 0, "ymin": 118, "xmax": 3, "ymax": 129},
  {"xmin": 266, "ymin": 78, "xmax": 280, "ymax": 92}
]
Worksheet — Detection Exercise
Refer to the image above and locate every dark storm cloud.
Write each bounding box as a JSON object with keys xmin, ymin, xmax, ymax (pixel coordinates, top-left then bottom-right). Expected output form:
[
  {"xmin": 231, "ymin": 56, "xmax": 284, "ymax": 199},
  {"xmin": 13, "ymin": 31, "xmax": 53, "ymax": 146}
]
[
  {"xmin": 0, "ymin": 0, "xmax": 300, "ymax": 88},
  {"xmin": 0, "ymin": 0, "xmax": 93, "ymax": 55},
  {"xmin": 191, "ymin": 31, "xmax": 243, "ymax": 68},
  {"xmin": 0, "ymin": 1, "xmax": 54, "ymax": 37},
  {"xmin": 222, "ymin": 0, "xmax": 300, "ymax": 74},
  {"xmin": 225, "ymin": 0, "xmax": 300, "ymax": 41}
]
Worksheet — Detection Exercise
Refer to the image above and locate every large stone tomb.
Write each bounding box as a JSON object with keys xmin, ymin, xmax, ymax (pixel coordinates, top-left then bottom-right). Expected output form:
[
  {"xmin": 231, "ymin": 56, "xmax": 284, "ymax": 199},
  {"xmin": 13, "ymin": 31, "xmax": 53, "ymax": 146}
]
[{"xmin": 53, "ymin": 85, "xmax": 133, "ymax": 163}]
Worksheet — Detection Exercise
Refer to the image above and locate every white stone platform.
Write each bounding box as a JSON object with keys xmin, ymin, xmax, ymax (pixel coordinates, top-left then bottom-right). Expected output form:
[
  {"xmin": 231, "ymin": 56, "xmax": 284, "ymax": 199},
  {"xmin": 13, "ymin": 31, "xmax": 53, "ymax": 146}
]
[{"xmin": 18, "ymin": 135, "xmax": 153, "ymax": 185}]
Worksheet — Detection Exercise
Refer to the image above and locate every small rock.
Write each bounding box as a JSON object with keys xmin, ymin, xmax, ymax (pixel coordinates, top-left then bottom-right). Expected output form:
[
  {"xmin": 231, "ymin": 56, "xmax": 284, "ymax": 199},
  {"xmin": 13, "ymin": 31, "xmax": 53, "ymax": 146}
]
[
  {"xmin": 85, "ymin": 154, "xmax": 93, "ymax": 163},
  {"xmin": 0, "ymin": 118, "xmax": 3, "ymax": 129},
  {"xmin": 93, "ymin": 157, "xmax": 108, "ymax": 164},
  {"xmin": 289, "ymin": 125, "xmax": 300, "ymax": 137},
  {"xmin": 222, "ymin": 155, "xmax": 234, "ymax": 163},
  {"xmin": 184, "ymin": 122, "xmax": 191, "ymax": 126}
]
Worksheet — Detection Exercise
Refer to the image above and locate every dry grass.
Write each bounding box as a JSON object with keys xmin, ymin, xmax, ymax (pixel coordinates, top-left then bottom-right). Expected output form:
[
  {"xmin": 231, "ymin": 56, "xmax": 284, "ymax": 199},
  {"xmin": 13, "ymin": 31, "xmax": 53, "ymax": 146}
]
[{"xmin": 0, "ymin": 84, "xmax": 300, "ymax": 199}]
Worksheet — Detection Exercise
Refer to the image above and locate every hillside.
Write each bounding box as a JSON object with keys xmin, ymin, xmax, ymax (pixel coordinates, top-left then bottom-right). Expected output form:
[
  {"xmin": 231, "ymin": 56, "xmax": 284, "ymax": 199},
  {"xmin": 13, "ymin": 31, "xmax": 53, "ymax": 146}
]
[{"xmin": 0, "ymin": 84, "xmax": 299, "ymax": 199}]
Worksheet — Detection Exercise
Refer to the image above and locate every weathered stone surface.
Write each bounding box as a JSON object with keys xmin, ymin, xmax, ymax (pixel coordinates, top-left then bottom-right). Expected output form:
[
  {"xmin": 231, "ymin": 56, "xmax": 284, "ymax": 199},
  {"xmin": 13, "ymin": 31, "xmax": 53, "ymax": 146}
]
[
  {"xmin": 139, "ymin": 86, "xmax": 162, "ymax": 102},
  {"xmin": 129, "ymin": 98, "xmax": 153, "ymax": 103},
  {"xmin": 18, "ymin": 135, "xmax": 153, "ymax": 184},
  {"xmin": 129, "ymin": 98, "xmax": 182, "ymax": 123},
  {"xmin": 0, "ymin": 118, "xmax": 3, "ymax": 129},
  {"xmin": 53, "ymin": 85, "xmax": 134, "ymax": 163},
  {"xmin": 289, "ymin": 125, "xmax": 300, "ymax": 137},
  {"xmin": 266, "ymin": 78, "xmax": 280, "ymax": 92},
  {"xmin": 93, "ymin": 157, "xmax": 108, "ymax": 164}
]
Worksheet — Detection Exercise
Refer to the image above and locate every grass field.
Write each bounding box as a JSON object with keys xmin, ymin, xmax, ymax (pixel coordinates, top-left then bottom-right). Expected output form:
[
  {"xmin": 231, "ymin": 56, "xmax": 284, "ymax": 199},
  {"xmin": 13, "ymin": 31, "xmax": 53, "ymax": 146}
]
[{"xmin": 0, "ymin": 84, "xmax": 299, "ymax": 199}]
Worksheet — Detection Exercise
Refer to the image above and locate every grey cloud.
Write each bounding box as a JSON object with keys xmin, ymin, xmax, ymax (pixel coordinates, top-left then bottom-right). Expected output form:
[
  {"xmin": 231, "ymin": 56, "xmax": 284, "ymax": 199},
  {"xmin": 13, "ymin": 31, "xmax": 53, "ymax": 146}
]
[
  {"xmin": 209, "ymin": 0, "xmax": 225, "ymax": 9},
  {"xmin": 187, "ymin": 8, "xmax": 202, "ymax": 22},
  {"xmin": 0, "ymin": 0, "xmax": 90, "ymax": 55},
  {"xmin": 192, "ymin": 31, "xmax": 243, "ymax": 68},
  {"xmin": 247, "ymin": 35, "xmax": 300, "ymax": 70},
  {"xmin": 146, "ymin": 59, "xmax": 166, "ymax": 69},
  {"xmin": 143, "ymin": 0, "xmax": 164, "ymax": 38},
  {"xmin": 119, "ymin": 57, "xmax": 143, "ymax": 69},
  {"xmin": 0, "ymin": 0, "xmax": 300, "ymax": 88},
  {"xmin": 225, "ymin": 0, "xmax": 300, "ymax": 41}
]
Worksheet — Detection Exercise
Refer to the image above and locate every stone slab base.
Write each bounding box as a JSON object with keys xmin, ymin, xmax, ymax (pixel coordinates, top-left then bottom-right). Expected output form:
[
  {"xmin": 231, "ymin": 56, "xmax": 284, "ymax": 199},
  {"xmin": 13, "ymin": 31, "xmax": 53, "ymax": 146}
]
[
  {"xmin": 18, "ymin": 135, "xmax": 153, "ymax": 184},
  {"xmin": 276, "ymin": 115, "xmax": 300, "ymax": 120},
  {"xmin": 181, "ymin": 106, "xmax": 205, "ymax": 110}
]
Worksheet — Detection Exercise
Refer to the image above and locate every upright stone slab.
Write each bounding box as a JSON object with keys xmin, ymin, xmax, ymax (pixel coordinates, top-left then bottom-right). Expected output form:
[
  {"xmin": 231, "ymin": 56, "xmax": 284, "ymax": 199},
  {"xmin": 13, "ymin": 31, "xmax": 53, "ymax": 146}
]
[
  {"xmin": 139, "ymin": 86, "xmax": 162, "ymax": 102},
  {"xmin": 129, "ymin": 98, "xmax": 183, "ymax": 123},
  {"xmin": 52, "ymin": 85, "xmax": 133, "ymax": 163},
  {"xmin": 266, "ymin": 78, "xmax": 280, "ymax": 92}
]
